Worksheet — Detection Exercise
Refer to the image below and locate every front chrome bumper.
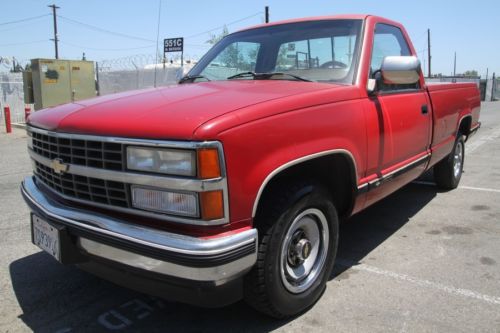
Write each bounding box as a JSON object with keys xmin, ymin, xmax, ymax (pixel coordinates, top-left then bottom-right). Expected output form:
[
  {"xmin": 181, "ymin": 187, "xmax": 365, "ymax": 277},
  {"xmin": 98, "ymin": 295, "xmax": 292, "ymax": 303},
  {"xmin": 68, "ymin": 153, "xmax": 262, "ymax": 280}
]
[{"xmin": 21, "ymin": 176, "xmax": 257, "ymax": 283}]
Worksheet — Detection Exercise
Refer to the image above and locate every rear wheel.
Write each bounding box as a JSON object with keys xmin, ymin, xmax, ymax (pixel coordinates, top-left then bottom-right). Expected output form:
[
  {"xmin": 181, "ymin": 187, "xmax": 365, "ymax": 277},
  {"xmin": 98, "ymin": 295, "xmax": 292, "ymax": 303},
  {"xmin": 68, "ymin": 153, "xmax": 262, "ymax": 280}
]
[
  {"xmin": 434, "ymin": 134, "xmax": 465, "ymax": 190},
  {"xmin": 244, "ymin": 183, "xmax": 338, "ymax": 318}
]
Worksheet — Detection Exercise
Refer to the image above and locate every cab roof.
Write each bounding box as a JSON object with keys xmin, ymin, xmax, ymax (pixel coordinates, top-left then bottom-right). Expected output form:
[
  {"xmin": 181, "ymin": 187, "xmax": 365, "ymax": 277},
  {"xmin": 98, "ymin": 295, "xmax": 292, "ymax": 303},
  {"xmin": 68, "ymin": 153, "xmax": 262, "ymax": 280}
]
[{"xmin": 238, "ymin": 14, "xmax": 371, "ymax": 32}]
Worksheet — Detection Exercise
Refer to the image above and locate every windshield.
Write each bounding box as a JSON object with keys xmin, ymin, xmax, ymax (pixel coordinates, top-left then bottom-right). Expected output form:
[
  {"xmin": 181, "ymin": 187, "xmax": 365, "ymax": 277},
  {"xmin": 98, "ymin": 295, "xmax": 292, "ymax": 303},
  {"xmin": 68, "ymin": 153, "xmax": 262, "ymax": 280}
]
[{"xmin": 189, "ymin": 20, "xmax": 363, "ymax": 84}]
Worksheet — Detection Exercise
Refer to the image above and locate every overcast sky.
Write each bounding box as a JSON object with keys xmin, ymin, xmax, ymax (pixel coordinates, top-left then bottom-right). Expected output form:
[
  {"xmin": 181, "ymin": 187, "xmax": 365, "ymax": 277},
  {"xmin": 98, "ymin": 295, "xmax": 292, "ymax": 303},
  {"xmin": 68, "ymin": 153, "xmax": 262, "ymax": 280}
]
[{"xmin": 0, "ymin": 0, "xmax": 497, "ymax": 77}]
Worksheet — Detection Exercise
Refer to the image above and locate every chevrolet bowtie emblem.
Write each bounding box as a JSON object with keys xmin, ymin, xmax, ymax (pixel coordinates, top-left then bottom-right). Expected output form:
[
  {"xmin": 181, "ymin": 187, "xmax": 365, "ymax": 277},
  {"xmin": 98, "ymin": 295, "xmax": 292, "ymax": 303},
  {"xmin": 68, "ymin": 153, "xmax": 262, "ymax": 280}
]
[{"xmin": 50, "ymin": 158, "xmax": 69, "ymax": 175}]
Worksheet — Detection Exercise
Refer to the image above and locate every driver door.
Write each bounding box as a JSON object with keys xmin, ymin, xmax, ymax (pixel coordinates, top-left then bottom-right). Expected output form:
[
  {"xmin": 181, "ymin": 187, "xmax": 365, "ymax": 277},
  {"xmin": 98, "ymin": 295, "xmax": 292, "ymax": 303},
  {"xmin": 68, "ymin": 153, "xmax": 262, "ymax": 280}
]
[{"xmin": 364, "ymin": 23, "xmax": 432, "ymax": 206}]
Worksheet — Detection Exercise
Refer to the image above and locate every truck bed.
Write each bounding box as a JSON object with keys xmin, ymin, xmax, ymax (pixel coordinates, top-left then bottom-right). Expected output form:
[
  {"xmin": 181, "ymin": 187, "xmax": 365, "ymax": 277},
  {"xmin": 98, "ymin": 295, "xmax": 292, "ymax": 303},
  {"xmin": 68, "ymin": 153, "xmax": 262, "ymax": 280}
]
[{"xmin": 426, "ymin": 82, "xmax": 481, "ymax": 166}]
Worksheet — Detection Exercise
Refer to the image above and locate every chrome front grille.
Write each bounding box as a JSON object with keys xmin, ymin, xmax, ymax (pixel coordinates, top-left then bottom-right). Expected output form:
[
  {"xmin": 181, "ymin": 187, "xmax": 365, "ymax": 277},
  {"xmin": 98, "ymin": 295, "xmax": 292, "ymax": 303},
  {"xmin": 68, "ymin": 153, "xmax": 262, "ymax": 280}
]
[
  {"xmin": 34, "ymin": 161, "xmax": 130, "ymax": 208},
  {"xmin": 29, "ymin": 129, "xmax": 130, "ymax": 209},
  {"xmin": 31, "ymin": 131, "xmax": 124, "ymax": 171}
]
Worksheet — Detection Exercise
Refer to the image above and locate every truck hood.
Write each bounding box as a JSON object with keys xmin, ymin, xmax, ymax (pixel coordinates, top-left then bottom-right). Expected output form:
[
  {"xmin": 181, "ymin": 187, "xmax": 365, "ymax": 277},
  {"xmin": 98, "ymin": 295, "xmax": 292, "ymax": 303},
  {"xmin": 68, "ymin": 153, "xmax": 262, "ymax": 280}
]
[{"xmin": 28, "ymin": 80, "xmax": 339, "ymax": 139}]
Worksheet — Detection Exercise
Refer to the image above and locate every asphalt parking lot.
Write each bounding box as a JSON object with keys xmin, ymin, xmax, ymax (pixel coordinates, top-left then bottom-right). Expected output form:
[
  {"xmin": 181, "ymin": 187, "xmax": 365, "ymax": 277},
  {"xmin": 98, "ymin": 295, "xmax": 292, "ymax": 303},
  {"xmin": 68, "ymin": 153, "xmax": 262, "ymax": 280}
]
[{"xmin": 1, "ymin": 102, "xmax": 499, "ymax": 333}]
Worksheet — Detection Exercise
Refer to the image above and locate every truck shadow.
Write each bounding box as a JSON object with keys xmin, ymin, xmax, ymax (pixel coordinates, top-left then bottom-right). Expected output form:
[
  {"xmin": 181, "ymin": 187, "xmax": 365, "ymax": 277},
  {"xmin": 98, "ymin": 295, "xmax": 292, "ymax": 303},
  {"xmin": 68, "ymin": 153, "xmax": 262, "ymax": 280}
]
[
  {"xmin": 9, "ymin": 180, "xmax": 439, "ymax": 332},
  {"xmin": 9, "ymin": 252, "xmax": 291, "ymax": 332},
  {"xmin": 332, "ymin": 179, "xmax": 438, "ymax": 279}
]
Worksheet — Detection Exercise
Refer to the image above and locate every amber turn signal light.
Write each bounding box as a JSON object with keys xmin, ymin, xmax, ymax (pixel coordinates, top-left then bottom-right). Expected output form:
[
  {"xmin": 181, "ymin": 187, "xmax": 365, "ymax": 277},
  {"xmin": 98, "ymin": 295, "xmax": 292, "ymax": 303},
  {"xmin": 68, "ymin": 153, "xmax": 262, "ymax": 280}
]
[
  {"xmin": 200, "ymin": 190, "xmax": 224, "ymax": 220},
  {"xmin": 197, "ymin": 148, "xmax": 221, "ymax": 179}
]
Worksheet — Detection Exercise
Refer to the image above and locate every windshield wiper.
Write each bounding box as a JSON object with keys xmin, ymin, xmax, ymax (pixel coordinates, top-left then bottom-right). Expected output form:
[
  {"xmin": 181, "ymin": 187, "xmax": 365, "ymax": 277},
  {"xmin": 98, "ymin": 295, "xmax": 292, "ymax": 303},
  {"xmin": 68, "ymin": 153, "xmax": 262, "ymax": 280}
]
[
  {"xmin": 266, "ymin": 72, "xmax": 312, "ymax": 82},
  {"xmin": 227, "ymin": 71, "xmax": 312, "ymax": 82},
  {"xmin": 227, "ymin": 71, "xmax": 258, "ymax": 80},
  {"xmin": 178, "ymin": 75, "xmax": 210, "ymax": 84}
]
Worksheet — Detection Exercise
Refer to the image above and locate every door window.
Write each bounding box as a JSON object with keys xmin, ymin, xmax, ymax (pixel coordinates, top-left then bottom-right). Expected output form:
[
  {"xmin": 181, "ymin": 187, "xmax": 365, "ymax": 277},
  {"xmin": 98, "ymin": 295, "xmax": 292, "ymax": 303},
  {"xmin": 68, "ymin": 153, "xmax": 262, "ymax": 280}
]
[{"xmin": 370, "ymin": 24, "xmax": 418, "ymax": 91}]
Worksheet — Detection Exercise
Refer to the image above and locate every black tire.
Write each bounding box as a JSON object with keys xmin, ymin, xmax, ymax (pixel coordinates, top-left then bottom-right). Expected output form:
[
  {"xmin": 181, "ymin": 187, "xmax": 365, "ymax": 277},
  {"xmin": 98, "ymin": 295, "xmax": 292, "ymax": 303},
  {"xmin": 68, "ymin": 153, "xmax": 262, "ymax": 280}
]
[
  {"xmin": 434, "ymin": 134, "xmax": 465, "ymax": 190},
  {"xmin": 244, "ymin": 182, "xmax": 339, "ymax": 318}
]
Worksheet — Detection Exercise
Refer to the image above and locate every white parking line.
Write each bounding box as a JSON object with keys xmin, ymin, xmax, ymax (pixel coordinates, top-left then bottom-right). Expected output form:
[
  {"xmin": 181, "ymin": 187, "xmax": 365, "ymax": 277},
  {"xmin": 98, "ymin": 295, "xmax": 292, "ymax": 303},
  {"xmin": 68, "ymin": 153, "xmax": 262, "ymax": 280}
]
[
  {"xmin": 466, "ymin": 127, "xmax": 500, "ymax": 153},
  {"xmin": 337, "ymin": 259, "xmax": 500, "ymax": 306},
  {"xmin": 459, "ymin": 185, "xmax": 500, "ymax": 194}
]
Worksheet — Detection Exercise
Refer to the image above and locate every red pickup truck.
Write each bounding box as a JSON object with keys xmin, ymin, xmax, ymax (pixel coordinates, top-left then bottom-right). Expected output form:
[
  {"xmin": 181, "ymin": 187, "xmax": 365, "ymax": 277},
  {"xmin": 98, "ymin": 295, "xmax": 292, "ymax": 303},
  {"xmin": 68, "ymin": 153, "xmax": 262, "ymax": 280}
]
[{"xmin": 21, "ymin": 15, "xmax": 480, "ymax": 318}]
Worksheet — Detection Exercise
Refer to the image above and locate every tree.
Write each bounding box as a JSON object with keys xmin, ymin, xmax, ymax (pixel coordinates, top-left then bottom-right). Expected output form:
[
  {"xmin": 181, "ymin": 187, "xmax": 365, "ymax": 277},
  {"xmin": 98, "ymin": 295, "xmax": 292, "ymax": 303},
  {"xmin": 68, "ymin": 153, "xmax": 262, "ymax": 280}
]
[
  {"xmin": 220, "ymin": 43, "xmax": 242, "ymax": 68},
  {"xmin": 463, "ymin": 70, "xmax": 478, "ymax": 77},
  {"xmin": 9, "ymin": 59, "xmax": 23, "ymax": 73},
  {"xmin": 206, "ymin": 25, "xmax": 229, "ymax": 45}
]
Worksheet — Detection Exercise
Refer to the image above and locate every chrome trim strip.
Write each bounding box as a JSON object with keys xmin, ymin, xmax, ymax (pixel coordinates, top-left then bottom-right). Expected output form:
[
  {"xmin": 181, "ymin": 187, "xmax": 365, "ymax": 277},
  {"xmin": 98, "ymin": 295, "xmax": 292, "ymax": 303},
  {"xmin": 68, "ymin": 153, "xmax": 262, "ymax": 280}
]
[
  {"xmin": 78, "ymin": 237, "xmax": 256, "ymax": 282},
  {"xmin": 357, "ymin": 182, "xmax": 369, "ymax": 194},
  {"xmin": 357, "ymin": 153, "xmax": 430, "ymax": 190},
  {"xmin": 22, "ymin": 176, "xmax": 256, "ymax": 256},
  {"xmin": 28, "ymin": 126, "xmax": 223, "ymax": 151},
  {"xmin": 29, "ymin": 148, "xmax": 225, "ymax": 192},
  {"xmin": 251, "ymin": 149, "xmax": 358, "ymax": 217},
  {"xmin": 27, "ymin": 126, "xmax": 230, "ymax": 225},
  {"xmin": 470, "ymin": 123, "xmax": 480, "ymax": 132},
  {"xmin": 36, "ymin": 180, "xmax": 215, "ymax": 225}
]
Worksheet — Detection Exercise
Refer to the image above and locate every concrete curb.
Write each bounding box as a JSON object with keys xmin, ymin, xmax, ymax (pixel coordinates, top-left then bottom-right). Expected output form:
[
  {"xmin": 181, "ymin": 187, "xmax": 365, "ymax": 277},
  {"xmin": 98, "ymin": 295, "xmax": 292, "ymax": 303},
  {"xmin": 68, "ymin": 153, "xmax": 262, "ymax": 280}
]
[{"xmin": 12, "ymin": 123, "xmax": 26, "ymax": 130}]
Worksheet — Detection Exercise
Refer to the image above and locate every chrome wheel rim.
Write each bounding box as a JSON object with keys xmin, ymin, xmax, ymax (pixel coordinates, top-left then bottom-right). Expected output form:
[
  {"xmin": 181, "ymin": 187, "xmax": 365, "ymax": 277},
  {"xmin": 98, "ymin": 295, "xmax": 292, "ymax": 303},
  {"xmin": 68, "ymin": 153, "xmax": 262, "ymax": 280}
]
[
  {"xmin": 453, "ymin": 141, "xmax": 463, "ymax": 178},
  {"xmin": 280, "ymin": 208, "xmax": 329, "ymax": 294}
]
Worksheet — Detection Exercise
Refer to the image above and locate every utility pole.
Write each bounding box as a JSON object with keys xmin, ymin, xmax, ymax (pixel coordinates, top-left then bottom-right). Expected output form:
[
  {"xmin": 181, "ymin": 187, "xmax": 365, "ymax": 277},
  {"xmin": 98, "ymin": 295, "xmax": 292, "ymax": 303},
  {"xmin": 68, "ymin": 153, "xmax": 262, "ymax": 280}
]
[
  {"xmin": 48, "ymin": 4, "xmax": 60, "ymax": 59},
  {"xmin": 427, "ymin": 29, "xmax": 431, "ymax": 77},
  {"xmin": 492, "ymin": 73, "xmax": 496, "ymax": 101},
  {"xmin": 265, "ymin": 6, "xmax": 269, "ymax": 23},
  {"xmin": 454, "ymin": 52, "xmax": 457, "ymax": 76}
]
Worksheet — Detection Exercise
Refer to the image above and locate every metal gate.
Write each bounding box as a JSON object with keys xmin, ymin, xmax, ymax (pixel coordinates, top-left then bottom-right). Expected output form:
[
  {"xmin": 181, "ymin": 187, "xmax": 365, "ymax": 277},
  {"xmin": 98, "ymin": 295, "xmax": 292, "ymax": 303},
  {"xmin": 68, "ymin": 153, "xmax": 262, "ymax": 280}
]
[{"xmin": 494, "ymin": 77, "xmax": 500, "ymax": 101}]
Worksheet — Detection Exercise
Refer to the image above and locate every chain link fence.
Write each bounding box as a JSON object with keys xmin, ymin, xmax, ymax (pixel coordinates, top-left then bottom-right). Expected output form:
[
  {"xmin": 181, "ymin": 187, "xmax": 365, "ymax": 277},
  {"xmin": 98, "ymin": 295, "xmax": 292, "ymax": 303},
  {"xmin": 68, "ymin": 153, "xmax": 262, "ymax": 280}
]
[
  {"xmin": 485, "ymin": 76, "xmax": 499, "ymax": 102},
  {"xmin": 1, "ymin": 65, "xmax": 499, "ymax": 132},
  {"xmin": 97, "ymin": 54, "xmax": 196, "ymax": 95},
  {"xmin": 427, "ymin": 76, "xmax": 500, "ymax": 101},
  {"xmin": 492, "ymin": 77, "xmax": 500, "ymax": 101},
  {"xmin": 0, "ymin": 72, "xmax": 33, "ymax": 128}
]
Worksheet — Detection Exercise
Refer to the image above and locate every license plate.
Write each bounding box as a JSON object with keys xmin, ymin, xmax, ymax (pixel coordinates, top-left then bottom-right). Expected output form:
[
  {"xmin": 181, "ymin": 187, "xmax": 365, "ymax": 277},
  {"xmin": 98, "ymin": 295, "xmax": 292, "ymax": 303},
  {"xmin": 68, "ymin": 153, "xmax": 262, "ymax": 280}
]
[{"xmin": 32, "ymin": 215, "xmax": 60, "ymax": 261}]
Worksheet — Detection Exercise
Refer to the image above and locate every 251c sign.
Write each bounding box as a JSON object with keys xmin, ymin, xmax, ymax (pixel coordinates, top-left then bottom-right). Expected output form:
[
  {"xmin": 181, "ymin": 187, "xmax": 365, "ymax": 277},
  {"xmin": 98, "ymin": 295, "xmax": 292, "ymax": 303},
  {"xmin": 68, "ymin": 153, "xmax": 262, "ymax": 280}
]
[{"xmin": 164, "ymin": 38, "xmax": 183, "ymax": 53}]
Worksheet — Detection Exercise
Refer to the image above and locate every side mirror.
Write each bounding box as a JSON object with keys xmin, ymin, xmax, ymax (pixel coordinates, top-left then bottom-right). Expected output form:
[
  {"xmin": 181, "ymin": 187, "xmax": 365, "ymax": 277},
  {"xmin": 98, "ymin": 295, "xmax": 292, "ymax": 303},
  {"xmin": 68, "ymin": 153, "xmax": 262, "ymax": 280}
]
[{"xmin": 381, "ymin": 56, "xmax": 421, "ymax": 85}]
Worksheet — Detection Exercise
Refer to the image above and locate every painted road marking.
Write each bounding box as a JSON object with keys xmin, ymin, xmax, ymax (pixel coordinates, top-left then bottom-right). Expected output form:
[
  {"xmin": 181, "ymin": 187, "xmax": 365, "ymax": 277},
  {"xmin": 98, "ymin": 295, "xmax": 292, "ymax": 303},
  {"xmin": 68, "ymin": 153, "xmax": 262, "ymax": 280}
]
[
  {"xmin": 459, "ymin": 185, "xmax": 500, "ymax": 194},
  {"xmin": 337, "ymin": 259, "xmax": 500, "ymax": 306},
  {"xmin": 466, "ymin": 126, "xmax": 500, "ymax": 153},
  {"xmin": 97, "ymin": 298, "xmax": 163, "ymax": 330}
]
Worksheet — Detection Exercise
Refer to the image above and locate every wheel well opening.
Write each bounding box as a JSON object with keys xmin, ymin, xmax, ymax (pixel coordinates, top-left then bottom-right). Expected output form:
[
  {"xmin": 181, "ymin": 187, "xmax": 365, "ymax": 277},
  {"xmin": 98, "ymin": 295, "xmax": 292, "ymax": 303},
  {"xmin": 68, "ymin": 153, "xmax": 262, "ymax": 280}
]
[
  {"xmin": 255, "ymin": 154, "xmax": 356, "ymax": 222},
  {"xmin": 459, "ymin": 116, "xmax": 472, "ymax": 137}
]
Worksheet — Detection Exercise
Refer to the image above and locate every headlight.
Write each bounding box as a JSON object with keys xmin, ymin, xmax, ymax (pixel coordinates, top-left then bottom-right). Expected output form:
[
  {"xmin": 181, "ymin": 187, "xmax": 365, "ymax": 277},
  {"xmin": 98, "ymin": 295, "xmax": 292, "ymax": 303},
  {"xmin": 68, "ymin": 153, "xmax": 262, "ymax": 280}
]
[
  {"xmin": 127, "ymin": 146, "xmax": 196, "ymax": 176},
  {"xmin": 131, "ymin": 186, "xmax": 199, "ymax": 217}
]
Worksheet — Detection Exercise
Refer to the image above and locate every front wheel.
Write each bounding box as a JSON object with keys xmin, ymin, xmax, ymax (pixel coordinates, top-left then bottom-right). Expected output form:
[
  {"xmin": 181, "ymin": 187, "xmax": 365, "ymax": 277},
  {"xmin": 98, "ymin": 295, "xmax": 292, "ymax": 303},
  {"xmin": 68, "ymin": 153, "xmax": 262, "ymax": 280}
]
[
  {"xmin": 244, "ymin": 184, "xmax": 338, "ymax": 318},
  {"xmin": 434, "ymin": 134, "xmax": 465, "ymax": 190}
]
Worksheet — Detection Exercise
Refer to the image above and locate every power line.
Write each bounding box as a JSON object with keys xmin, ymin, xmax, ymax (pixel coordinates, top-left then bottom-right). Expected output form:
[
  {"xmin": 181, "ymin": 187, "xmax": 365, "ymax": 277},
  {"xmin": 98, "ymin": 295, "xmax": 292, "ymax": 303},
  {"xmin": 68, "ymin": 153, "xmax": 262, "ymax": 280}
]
[
  {"xmin": 49, "ymin": 11, "xmax": 262, "ymax": 57},
  {"xmin": 185, "ymin": 12, "xmax": 263, "ymax": 39},
  {"xmin": 56, "ymin": 12, "xmax": 262, "ymax": 44},
  {"xmin": 412, "ymin": 30, "xmax": 428, "ymax": 44},
  {"xmin": 0, "ymin": 14, "xmax": 50, "ymax": 26},
  {"xmin": 0, "ymin": 40, "xmax": 47, "ymax": 47},
  {"xmin": 57, "ymin": 15, "xmax": 155, "ymax": 42},
  {"xmin": 59, "ymin": 40, "xmax": 206, "ymax": 52},
  {"xmin": 0, "ymin": 18, "xmax": 50, "ymax": 33},
  {"xmin": 59, "ymin": 40, "xmax": 155, "ymax": 51}
]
